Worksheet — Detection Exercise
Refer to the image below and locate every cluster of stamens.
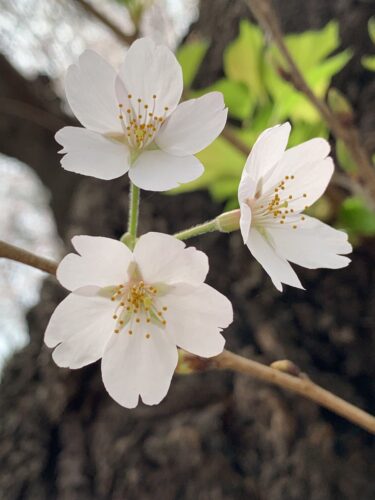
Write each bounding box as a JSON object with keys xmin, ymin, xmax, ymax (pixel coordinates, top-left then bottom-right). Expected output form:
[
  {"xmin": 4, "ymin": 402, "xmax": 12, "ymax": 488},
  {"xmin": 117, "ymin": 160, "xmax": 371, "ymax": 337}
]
[
  {"xmin": 256, "ymin": 175, "xmax": 309, "ymax": 229},
  {"xmin": 118, "ymin": 94, "xmax": 168, "ymax": 150},
  {"xmin": 110, "ymin": 280, "xmax": 168, "ymax": 339}
]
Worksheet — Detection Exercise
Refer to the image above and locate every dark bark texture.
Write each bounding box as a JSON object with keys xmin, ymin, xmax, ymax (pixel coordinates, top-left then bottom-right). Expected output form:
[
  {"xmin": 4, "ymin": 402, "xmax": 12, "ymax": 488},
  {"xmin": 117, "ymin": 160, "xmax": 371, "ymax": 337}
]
[{"xmin": 0, "ymin": 0, "xmax": 375, "ymax": 499}]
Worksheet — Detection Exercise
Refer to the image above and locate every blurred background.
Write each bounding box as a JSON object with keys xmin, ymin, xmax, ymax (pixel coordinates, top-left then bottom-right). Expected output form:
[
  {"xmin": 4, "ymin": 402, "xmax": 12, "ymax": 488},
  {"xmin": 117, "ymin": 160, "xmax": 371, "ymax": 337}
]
[{"xmin": 0, "ymin": 0, "xmax": 374, "ymax": 498}]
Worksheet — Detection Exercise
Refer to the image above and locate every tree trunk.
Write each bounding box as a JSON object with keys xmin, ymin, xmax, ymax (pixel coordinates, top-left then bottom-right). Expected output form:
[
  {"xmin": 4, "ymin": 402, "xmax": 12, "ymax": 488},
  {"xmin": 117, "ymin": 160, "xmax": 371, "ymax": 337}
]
[{"xmin": 0, "ymin": 1, "xmax": 374, "ymax": 499}]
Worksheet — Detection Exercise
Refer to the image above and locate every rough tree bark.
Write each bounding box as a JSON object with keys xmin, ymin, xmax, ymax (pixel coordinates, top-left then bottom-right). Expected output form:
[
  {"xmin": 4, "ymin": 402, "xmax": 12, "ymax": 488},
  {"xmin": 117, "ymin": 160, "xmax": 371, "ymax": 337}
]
[
  {"xmin": 0, "ymin": 54, "xmax": 77, "ymax": 234},
  {"xmin": 0, "ymin": 1, "xmax": 374, "ymax": 499}
]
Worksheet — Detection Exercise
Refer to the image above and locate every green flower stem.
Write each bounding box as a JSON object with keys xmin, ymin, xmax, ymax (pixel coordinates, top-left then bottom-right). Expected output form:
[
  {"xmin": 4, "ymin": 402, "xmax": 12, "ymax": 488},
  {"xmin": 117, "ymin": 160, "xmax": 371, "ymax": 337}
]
[
  {"xmin": 127, "ymin": 182, "xmax": 140, "ymax": 250},
  {"xmin": 174, "ymin": 219, "xmax": 219, "ymax": 241},
  {"xmin": 174, "ymin": 209, "xmax": 241, "ymax": 241}
]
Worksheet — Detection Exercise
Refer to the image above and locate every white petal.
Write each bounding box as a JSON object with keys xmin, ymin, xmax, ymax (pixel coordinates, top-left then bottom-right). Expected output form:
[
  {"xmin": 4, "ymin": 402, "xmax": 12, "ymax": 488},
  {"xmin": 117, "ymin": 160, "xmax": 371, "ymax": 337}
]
[
  {"xmin": 101, "ymin": 324, "xmax": 178, "ymax": 408},
  {"xmin": 56, "ymin": 127, "xmax": 130, "ymax": 180},
  {"xmin": 247, "ymin": 227, "xmax": 303, "ymax": 291},
  {"xmin": 240, "ymin": 202, "xmax": 252, "ymax": 243},
  {"xmin": 238, "ymin": 170, "xmax": 257, "ymax": 203},
  {"xmin": 155, "ymin": 92, "xmax": 228, "ymax": 156},
  {"xmin": 65, "ymin": 50, "xmax": 121, "ymax": 134},
  {"xmin": 134, "ymin": 232, "xmax": 208, "ymax": 285},
  {"xmin": 57, "ymin": 236, "xmax": 133, "ymax": 291},
  {"xmin": 44, "ymin": 292, "xmax": 113, "ymax": 368},
  {"xmin": 245, "ymin": 122, "xmax": 291, "ymax": 184},
  {"xmin": 263, "ymin": 138, "xmax": 330, "ymax": 191},
  {"xmin": 164, "ymin": 283, "xmax": 232, "ymax": 357},
  {"xmin": 118, "ymin": 38, "xmax": 183, "ymax": 118},
  {"xmin": 262, "ymin": 157, "xmax": 334, "ymax": 213},
  {"xmin": 268, "ymin": 215, "xmax": 351, "ymax": 269},
  {"xmin": 129, "ymin": 150, "xmax": 203, "ymax": 191}
]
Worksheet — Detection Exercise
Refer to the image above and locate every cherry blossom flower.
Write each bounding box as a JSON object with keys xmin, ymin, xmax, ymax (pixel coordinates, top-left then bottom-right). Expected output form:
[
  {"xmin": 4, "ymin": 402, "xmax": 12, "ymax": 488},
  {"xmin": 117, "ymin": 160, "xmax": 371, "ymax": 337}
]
[
  {"xmin": 44, "ymin": 233, "xmax": 233, "ymax": 408},
  {"xmin": 55, "ymin": 38, "xmax": 227, "ymax": 191},
  {"xmin": 238, "ymin": 122, "xmax": 352, "ymax": 291}
]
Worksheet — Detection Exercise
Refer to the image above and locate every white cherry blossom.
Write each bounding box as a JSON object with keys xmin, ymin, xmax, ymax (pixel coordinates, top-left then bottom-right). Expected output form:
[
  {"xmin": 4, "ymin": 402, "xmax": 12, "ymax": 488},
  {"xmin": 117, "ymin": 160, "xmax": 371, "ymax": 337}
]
[
  {"xmin": 55, "ymin": 38, "xmax": 227, "ymax": 191},
  {"xmin": 238, "ymin": 122, "xmax": 352, "ymax": 291},
  {"xmin": 44, "ymin": 233, "xmax": 233, "ymax": 408}
]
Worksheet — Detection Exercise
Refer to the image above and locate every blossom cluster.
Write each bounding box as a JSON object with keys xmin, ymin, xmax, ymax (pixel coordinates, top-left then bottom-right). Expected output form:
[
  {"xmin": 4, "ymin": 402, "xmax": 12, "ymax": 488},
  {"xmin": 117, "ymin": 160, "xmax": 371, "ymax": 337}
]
[{"xmin": 46, "ymin": 38, "xmax": 351, "ymax": 408}]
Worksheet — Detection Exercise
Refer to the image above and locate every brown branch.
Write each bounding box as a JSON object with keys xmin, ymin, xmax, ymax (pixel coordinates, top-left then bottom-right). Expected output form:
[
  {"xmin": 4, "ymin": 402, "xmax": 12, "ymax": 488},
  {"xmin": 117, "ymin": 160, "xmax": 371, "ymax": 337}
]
[
  {"xmin": 0, "ymin": 241, "xmax": 58, "ymax": 275},
  {"xmin": 245, "ymin": 0, "xmax": 375, "ymax": 206},
  {"xmin": 72, "ymin": 0, "xmax": 137, "ymax": 45},
  {"xmin": 2, "ymin": 242, "xmax": 374, "ymax": 433},
  {"xmin": 211, "ymin": 350, "xmax": 375, "ymax": 434}
]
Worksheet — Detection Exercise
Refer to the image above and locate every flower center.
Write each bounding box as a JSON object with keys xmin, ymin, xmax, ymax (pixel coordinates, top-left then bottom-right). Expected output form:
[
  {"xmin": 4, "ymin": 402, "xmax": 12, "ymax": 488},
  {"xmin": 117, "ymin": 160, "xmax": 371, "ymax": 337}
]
[
  {"xmin": 109, "ymin": 280, "xmax": 168, "ymax": 339},
  {"xmin": 117, "ymin": 94, "xmax": 168, "ymax": 150},
  {"xmin": 251, "ymin": 175, "xmax": 309, "ymax": 229}
]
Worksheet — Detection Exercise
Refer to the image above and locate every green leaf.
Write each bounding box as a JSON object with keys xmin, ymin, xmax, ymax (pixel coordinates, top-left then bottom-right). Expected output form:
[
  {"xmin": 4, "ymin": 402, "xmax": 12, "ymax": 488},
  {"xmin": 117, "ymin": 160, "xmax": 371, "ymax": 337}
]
[
  {"xmin": 210, "ymin": 177, "xmax": 240, "ymax": 202},
  {"xmin": 224, "ymin": 20, "xmax": 267, "ymax": 103},
  {"xmin": 368, "ymin": 17, "xmax": 375, "ymax": 45},
  {"xmin": 177, "ymin": 40, "xmax": 209, "ymax": 89},
  {"xmin": 328, "ymin": 88, "xmax": 353, "ymax": 117},
  {"xmin": 265, "ymin": 49, "xmax": 352, "ymax": 123},
  {"xmin": 338, "ymin": 197, "xmax": 375, "ymax": 236},
  {"xmin": 362, "ymin": 55, "xmax": 375, "ymax": 71},
  {"xmin": 172, "ymin": 137, "xmax": 246, "ymax": 199},
  {"xmin": 193, "ymin": 79, "xmax": 255, "ymax": 120},
  {"xmin": 336, "ymin": 140, "xmax": 357, "ymax": 174},
  {"xmin": 283, "ymin": 21, "xmax": 342, "ymax": 72}
]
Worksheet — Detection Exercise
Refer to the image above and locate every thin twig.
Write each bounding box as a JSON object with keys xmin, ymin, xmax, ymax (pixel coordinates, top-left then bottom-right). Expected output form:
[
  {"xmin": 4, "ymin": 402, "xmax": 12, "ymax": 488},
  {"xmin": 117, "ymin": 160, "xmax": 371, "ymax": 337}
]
[
  {"xmin": 245, "ymin": 0, "xmax": 375, "ymax": 206},
  {"xmin": 211, "ymin": 350, "xmax": 375, "ymax": 434},
  {"xmin": 2, "ymin": 244, "xmax": 374, "ymax": 433},
  {"xmin": 72, "ymin": 0, "xmax": 137, "ymax": 45},
  {"xmin": 0, "ymin": 241, "xmax": 58, "ymax": 275}
]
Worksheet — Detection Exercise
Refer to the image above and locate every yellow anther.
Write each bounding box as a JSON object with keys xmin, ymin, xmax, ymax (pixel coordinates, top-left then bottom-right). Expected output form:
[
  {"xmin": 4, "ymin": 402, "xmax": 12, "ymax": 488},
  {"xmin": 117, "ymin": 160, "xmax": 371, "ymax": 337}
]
[
  {"xmin": 303, "ymin": 193, "xmax": 307, "ymax": 198},
  {"xmin": 128, "ymin": 94, "xmax": 132, "ymax": 99},
  {"xmin": 293, "ymin": 225, "xmax": 297, "ymax": 229},
  {"xmin": 114, "ymin": 329, "xmax": 120, "ymax": 334},
  {"xmin": 162, "ymin": 306, "xmax": 168, "ymax": 311},
  {"xmin": 136, "ymin": 318, "xmax": 140, "ymax": 323},
  {"xmin": 129, "ymin": 330, "xmax": 133, "ymax": 335},
  {"xmin": 146, "ymin": 334, "xmax": 151, "ymax": 339},
  {"xmin": 113, "ymin": 315, "xmax": 118, "ymax": 320}
]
